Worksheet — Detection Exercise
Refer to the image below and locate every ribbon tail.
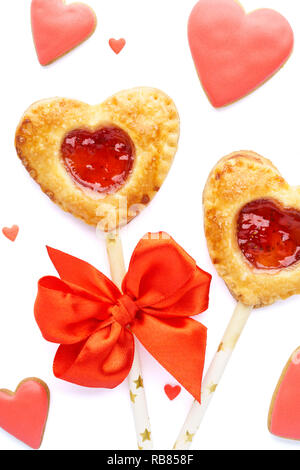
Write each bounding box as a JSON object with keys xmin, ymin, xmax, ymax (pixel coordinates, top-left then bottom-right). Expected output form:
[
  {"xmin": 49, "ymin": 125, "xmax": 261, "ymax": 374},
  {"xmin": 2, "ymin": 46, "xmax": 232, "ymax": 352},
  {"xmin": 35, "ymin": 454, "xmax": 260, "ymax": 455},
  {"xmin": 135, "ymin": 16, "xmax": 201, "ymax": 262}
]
[{"xmin": 132, "ymin": 314, "xmax": 207, "ymax": 402}]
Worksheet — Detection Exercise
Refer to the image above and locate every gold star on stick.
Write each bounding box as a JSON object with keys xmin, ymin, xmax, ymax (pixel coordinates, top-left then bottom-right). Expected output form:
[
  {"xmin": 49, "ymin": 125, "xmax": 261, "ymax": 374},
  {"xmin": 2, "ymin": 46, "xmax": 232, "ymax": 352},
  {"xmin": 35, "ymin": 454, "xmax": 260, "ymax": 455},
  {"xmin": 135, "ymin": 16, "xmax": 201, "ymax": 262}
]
[
  {"xmin": 130, "ymin": 390, "xmax": 137, "ymax": 403},
  {"xmin": 138, "ymin": 445, "xmax": 143, "ymax": 450},
  {"xmin": 209, "ymin": 383, "xmax": 217, "ymax": 393},
  {"xmin": 185, "ymin": 431, "xmax": 194, "ymax": 443},
  {"xmin": 140, "ymin": 428, "xmax": 151, "ymax": 442},
  {"xmin": 134, "ymin": 375, "xmax": 144, "ymax": 389}
]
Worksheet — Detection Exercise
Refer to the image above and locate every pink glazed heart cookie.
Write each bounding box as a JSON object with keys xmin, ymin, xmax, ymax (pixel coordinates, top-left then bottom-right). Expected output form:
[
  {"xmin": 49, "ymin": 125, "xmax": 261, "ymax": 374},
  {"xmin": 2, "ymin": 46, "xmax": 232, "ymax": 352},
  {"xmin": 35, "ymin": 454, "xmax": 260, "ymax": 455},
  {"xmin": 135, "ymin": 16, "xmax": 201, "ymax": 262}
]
[
  {"xmin": 31, "ymin": 0, "xmax": 97, "ymax": 65},
  {"xmin": 268, "ymin": 347, "xmax": 300, "ymax": 441},
  {"xmin": 0, "ymin": 378, "xmax": 50, "ymax": 449},
  {"xmin": 188, "ymin": 0, "xmax": 294, "ymax": 107}
]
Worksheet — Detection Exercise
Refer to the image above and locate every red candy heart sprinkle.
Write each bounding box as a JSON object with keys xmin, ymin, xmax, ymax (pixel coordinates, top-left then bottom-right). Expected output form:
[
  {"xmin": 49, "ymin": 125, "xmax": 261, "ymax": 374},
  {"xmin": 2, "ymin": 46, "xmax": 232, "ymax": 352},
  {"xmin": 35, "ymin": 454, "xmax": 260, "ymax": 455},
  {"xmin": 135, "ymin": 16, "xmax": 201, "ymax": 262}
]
[
  {"xmin": 109, "ymin": 38, "xmax": 126, "ymax": 55},
  {"xmin": 164, "ymin": 384, "xmax": 181, "ymax": 401},
  {"xmin": 61, "ymin": 126, "xmax": 135, "ymax": 194},
  {"xmin": 2, "ymin": 225, "xmax": 19, "ymax": 242}
]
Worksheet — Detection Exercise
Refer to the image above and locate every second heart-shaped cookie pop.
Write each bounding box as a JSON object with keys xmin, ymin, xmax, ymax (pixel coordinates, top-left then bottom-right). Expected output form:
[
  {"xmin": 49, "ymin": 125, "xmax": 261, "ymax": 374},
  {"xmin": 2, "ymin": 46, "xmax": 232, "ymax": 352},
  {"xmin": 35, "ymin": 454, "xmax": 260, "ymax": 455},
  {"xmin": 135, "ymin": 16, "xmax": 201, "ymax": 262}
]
[
  {"xmin": 174, "ymin": 152, "xmax": 300, "ymax": 449},
  {"xmin": 204, "ymin": 151, "xmax": 300, "ymax": 307}
]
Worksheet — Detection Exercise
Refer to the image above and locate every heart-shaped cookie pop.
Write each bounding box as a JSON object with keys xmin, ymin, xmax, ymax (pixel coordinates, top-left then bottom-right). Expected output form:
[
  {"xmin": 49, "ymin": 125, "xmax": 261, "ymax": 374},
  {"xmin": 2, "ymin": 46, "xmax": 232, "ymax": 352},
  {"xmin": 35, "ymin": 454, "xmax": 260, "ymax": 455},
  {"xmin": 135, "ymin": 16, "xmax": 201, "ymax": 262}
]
[
  {"xmin": 174, "ymin": 152, "xmax": 300, "ymax": 450},
  {"xmin": 15, "ymin": 88, "xmax": 179, "ymax": 232},
  {"xmin": 204, "ymin": 151, "xmax": 300, "ymax": 308},
  {"xmin": 188, "ymin": 0, "xmax": 294, "ymax": 107},
  {"xmin": 268, "ymin": 347, "xmax": 300, "ymax": 441},
  {"xmin": 15, "ymin": 87, "xmax": 179, "ymax": 450}
]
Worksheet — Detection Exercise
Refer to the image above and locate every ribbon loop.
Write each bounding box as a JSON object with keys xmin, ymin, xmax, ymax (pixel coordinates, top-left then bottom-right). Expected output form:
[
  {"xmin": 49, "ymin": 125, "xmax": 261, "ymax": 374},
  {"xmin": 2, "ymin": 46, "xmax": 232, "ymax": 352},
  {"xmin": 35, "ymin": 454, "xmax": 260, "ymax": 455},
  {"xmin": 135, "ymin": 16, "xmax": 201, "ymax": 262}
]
[{"xmin": 112, "ymin": 295, "xmax": 139, "ymax": 328}]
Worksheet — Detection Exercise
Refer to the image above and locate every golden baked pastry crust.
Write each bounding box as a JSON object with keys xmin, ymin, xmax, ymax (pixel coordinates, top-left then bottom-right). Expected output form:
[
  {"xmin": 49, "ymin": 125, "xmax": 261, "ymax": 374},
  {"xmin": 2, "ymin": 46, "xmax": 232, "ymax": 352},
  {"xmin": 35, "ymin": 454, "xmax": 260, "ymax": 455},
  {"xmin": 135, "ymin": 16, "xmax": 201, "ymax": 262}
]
[
  {"xmin": 15, "ymin": 88, "xmax": 180, "ymax": 230},
  {"xmin": 203, "ymin": 151, "xmax": 300, "ymax": 307}
]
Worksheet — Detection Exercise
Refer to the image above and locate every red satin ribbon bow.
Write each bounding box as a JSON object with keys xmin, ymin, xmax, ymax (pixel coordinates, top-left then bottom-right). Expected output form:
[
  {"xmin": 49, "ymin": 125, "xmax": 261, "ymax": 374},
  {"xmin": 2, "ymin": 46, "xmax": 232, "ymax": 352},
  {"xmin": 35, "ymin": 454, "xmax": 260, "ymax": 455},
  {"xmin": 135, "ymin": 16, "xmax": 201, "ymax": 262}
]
[{"xmin": 34, "ymin": 233, "xmax": 211, "ymax": 401}]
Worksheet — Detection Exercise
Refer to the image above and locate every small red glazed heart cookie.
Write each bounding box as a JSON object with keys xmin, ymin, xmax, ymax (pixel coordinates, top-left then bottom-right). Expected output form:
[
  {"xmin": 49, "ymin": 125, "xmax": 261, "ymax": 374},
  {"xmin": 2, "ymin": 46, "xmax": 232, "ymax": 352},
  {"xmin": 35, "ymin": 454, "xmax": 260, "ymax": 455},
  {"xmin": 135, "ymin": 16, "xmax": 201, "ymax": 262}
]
[
  {"xmin": 268, "ymin": 347, "xmax": 300, "ymax": 441},
  {"xmin": 0, "ymin": 378, "xmax": 50, "ymax": 449},
  {"xmin": 203, "ymin": 151, "xmax": 300, "ymax": 307},
  {"xmin": 188, "ymin": 0, "xmax": 294, "ymax": 107},
  {"xmin": 15, "ymin": 88, "xmax": 179, "ymax": 231},
  {"xmin": 164, "ymin": 384, "xmax": 181, "ymax": 401},
  {"xmin": 31, "ymin": 0, "xmax": 97, "ymax": 65}
]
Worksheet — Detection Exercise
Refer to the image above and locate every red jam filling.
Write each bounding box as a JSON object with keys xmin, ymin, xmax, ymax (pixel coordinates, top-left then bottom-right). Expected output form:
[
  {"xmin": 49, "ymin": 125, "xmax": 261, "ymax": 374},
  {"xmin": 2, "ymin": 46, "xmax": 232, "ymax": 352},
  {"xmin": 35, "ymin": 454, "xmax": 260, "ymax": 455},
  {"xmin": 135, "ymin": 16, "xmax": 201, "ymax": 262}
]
[
  {"xmin": 237, "ymin": 199, "xmax": 300, "ymax": 270},
  {"xmin": 61, "ymin": 126, "xmax": 135, "ymax": 194}
]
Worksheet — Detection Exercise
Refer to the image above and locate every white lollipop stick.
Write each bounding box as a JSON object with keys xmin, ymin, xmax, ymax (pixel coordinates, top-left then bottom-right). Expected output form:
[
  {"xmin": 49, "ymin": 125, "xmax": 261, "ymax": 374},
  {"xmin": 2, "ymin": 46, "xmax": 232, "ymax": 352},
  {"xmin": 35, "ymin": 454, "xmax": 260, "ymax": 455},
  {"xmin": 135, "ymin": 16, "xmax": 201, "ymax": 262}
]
[
  {"xmin": 105, "ymin": 232, "xmax": 153, "ymax": 450},
  {"xmin": 173, "ymin": 302, "xmax": 252, "ymax": 450}
]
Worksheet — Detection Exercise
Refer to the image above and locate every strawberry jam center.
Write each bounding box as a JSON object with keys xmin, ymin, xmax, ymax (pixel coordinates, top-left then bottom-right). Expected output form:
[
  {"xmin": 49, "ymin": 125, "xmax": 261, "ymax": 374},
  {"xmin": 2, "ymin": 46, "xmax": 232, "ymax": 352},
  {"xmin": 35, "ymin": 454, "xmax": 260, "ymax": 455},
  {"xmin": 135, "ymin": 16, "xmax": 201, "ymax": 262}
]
[
  {"xmin": 61, "ymin": 126, "xmax": 135, "ymax": 194},
  {"xmin": 237, "ymin": 199, "xmax": 300, "ymax": 270}
]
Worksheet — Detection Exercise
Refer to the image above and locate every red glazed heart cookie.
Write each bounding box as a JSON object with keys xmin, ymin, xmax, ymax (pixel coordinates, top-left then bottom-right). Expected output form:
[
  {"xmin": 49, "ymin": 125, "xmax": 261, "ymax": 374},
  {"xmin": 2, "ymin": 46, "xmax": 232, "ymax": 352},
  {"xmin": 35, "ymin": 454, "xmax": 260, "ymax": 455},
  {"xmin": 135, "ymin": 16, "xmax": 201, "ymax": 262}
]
[
  {"xmin": 15, "ymin": 88, "xmax": 179, "ymax": 231},
  {"xmin": 203, "ymin": 151, "xmax": 300, "ymax": 307},
  {"xmin": 31, "ymin": 0, "xmax": 97, "ymax": 65},
  {"xmin": 188, "ymin": 0, "xmax": 294, "ymax": 107},
  {"xmin": 269, "ymin": 347, "xmax": 300, "ymax": 441},
  {"xmin": 0, "ymin": 378, "xmax": 50, "ymax": 449}
]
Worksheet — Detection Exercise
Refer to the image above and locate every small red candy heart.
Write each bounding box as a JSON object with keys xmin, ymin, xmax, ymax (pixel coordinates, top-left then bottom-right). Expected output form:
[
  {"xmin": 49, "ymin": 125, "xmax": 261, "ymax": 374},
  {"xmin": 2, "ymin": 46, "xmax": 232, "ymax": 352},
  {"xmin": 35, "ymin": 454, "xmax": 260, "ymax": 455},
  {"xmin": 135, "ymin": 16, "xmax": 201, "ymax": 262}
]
[
  {"xmin": 164, "ymin": 384, "xmax": 181, "ymax": 401},
  {"xmin": 237, "ymin": 200, "xmax": 300, "ymax": 270},
  {"xmin": 2, "ymin": 225, "xmax": 19, "ymax": 242},
  {"xmin": 31, "ymin": 0, "xmax": 97, "ymax": 65},
  {"xmin": 0, "ymin": 379, "xmax": 50, "ymax": 449},
  {"xmin": 109, "ymin": 38, "xmax": 126, "ymax": 55}
]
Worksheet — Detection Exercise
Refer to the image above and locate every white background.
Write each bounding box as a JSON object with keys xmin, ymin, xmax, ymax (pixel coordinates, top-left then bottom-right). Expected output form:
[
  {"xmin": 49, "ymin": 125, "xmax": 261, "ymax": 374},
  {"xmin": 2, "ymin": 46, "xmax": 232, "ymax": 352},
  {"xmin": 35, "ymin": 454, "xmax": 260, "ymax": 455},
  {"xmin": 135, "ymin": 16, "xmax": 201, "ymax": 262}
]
[{"xmin": 0, "ymin": 0, "xmax": 299, "ymax": 451}]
